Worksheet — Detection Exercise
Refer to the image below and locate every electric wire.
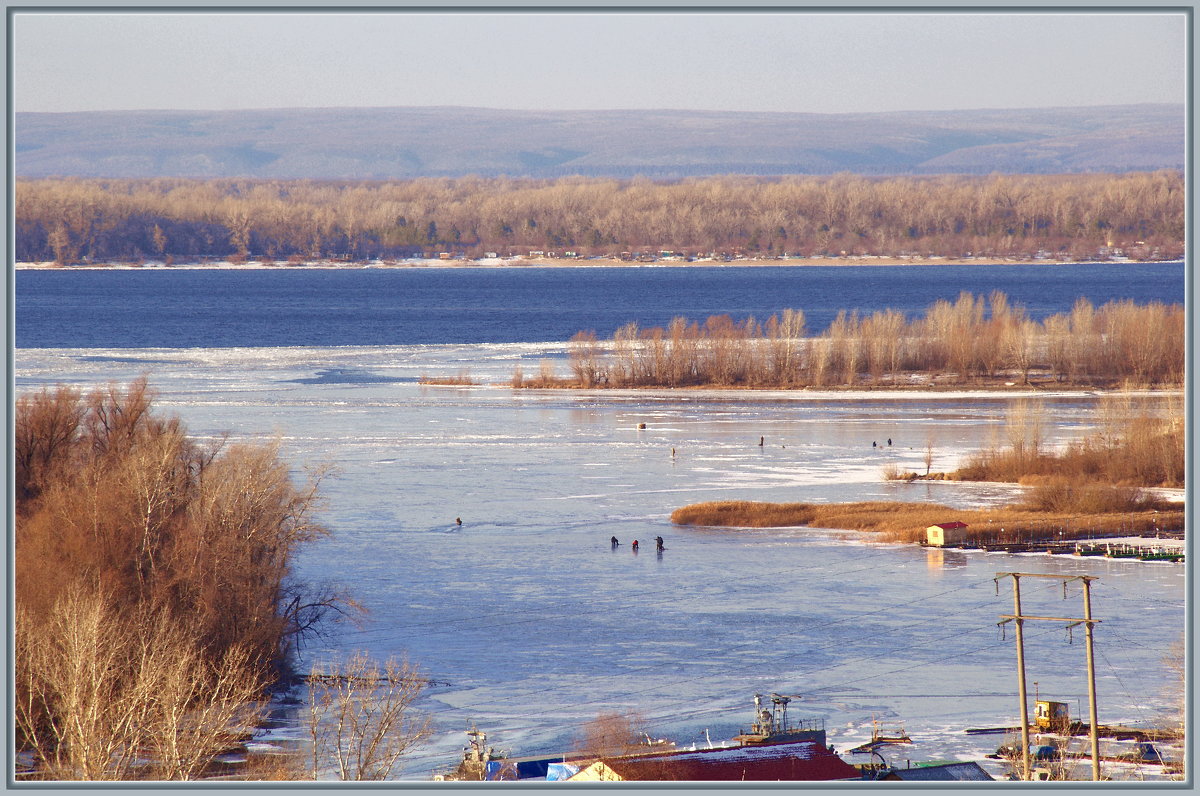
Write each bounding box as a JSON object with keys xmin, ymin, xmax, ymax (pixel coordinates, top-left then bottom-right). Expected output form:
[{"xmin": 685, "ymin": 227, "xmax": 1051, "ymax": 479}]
[
  {"xmin": 1092, "ymin": 579, "xmax": 1186, "ymax": 609},
  {"xmin": 414, "ymin": 582, "xmax": 1069, "ymax": 724},
  {"xmin": 479, "ymin": 622, "xmax": 1070, "ymax": 727},
  {"xmin": 306, "ymin": 543, "xmax": 1178, "ymax": 747},
  {"xmin": 320, "ymin": 542, "xmax": 1042, "ymax": 644},
  {"xmin": 1093, "ymin": 643, "xmax": 1154, "ymax": 728},
  {"xmin": 309, "ymin": 567, "xmax": 1069, "ymax": 703},
  {"xmin": 322, "ymin": 545, "xmax": 911, "ymax": 640}
]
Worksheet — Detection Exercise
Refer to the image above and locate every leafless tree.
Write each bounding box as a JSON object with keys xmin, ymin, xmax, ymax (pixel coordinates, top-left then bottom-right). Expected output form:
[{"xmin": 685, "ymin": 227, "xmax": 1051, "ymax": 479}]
[
  {"xmin": 306, "ymin": 653, "xmax": 432, "ymax": 780},
  {"xmin": 15, "ymin": 586, "xmax": 266, "ymax": 781}
]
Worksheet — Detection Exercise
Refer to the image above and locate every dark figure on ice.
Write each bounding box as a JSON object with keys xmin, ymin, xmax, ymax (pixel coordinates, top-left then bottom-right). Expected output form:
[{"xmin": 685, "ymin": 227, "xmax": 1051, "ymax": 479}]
[
  {"xmin": 611, "ymin": 536, "xmax": 619, "ymax": 549},
  {"xmin": 456, "ymin": 517, "xmax": 463, "ymax": 526},
  {"xmin": 632, "ymin": 539, "xmax": 639, "ymax": 553},
  {"xmin": 887, "ymin": 438, "xmax": 892, "ymax": 446},
  {"xmin": 655, "ymin": 536, "xmax": 664, "ymax": 552},
  {"xmin": 759, "ymin": 436, "xmax": 765, "ymax": 447},
  {"xmin": 872, "ymin": 441, "xmax": 877, "ymax": 448}
]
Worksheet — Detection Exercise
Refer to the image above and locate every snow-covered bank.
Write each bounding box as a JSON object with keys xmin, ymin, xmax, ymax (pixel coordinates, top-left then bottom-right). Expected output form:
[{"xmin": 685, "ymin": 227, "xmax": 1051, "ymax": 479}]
[{"xmin": 16, "ymin": 256, "xmax": 1178, "ymax": 270}]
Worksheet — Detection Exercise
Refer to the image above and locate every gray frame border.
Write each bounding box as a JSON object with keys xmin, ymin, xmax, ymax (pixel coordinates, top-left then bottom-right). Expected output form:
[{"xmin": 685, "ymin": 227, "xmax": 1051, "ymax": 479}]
[{"xmin": 4, "ymin": 3, "xmax": 1194, "ymax": 795}]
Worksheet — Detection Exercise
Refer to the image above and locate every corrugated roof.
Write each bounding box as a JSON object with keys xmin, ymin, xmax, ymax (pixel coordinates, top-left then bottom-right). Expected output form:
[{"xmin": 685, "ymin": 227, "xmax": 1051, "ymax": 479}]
[
  {"xmin": 885, "ymin": 761, "xmax": 994, "ymax": 781},
  {"xmin": 596, "ymin": 740, "xmax": 861, "ymax": 781}
]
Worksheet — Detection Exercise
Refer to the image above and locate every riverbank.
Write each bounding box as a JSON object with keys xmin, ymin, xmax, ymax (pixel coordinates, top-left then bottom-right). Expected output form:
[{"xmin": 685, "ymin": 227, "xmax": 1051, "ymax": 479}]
[{"xmin": 15, "ymin": 255, "xmax": 1179, "ymax": 270}]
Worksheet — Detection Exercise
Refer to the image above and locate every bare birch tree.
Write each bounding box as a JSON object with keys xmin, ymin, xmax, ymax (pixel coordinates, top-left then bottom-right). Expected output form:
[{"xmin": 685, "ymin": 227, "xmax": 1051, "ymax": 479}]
[{"xmin": 306, "ymin": 653, "xmax": 431, "ymax": 780}]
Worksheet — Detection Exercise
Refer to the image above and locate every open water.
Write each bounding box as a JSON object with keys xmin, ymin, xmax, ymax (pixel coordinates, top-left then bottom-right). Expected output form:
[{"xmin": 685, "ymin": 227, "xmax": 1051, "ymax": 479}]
[
  {"xmin": 14, "ymin": 261, "xmax": 1186, "ymax": 348},
  {"xmin": 13, "ymin": 263, "xmax": 1188, "ymax": 781}
]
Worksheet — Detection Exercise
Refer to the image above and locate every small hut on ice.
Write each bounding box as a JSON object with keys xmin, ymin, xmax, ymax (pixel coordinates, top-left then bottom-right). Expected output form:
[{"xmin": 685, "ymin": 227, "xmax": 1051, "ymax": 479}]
[{"xmin": 925, "ymin": 521, "xmax": 969, "ymax": 547}]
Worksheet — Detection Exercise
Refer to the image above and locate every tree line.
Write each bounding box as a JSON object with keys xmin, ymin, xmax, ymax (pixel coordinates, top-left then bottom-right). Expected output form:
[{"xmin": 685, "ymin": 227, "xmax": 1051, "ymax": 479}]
[
  {"xmin": 534, "ymin": 293, "xmax": 1183, "ymax": 389},
  {"xmin": 15, "ymin": 171, "xmax": 1184, "ymax": 264}
]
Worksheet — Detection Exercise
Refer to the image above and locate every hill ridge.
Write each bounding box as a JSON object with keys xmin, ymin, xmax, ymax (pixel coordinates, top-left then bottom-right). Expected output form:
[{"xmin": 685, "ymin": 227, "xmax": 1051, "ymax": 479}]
[{"xmin": 16, "ymin": 103, "xmax": 1183, "ymax": 179}]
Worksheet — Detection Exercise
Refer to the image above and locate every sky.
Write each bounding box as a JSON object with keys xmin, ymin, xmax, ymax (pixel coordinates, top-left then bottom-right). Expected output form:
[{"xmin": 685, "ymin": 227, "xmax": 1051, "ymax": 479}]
[{"xmin": 10, "ymin": 9, "xmax": 1190, "ymax": 115}]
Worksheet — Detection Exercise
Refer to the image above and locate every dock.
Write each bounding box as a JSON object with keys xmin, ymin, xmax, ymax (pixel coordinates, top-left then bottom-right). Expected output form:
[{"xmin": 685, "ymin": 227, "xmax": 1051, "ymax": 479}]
[
  {"xmin": 966, "ymin": 722, "xmax": 1183, "ymax": 743},
  {"xmin": 926, "ymin": 532, "xmax": 1184, "ymax": 563}
]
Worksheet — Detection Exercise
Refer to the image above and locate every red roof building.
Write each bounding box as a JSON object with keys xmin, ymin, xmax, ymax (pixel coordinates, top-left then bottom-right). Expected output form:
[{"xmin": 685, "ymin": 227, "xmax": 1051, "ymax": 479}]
[{"xmin": 567, "ymin": 740, "xmax": 861, "ymax": 782}]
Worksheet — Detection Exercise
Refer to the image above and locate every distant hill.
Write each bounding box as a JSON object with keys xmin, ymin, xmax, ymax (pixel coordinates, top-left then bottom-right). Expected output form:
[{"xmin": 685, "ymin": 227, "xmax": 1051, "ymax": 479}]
[{"xmin": 15, "ymin": 104, "xmax": 1184, "ymax": 179}]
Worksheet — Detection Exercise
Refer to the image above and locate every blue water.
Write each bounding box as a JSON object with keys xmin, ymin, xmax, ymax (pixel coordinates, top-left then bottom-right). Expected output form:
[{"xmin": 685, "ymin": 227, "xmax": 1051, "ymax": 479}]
[{"xmin": 15, "ymin": 262, "xmax": 1186, "ymax": 348}]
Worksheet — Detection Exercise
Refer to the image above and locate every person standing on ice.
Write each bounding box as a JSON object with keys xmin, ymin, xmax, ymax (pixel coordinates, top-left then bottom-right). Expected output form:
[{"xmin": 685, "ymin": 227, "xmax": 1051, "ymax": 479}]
[
  {"xmin": 611, "ymin": 536, "xmax": 619, "ymax": 549},
  {"xmin": 655, "ymin": 536, "xmax": 664, "ymax": 552},
  {"xmin": 632, "ymin": 540, "xmax": 639, "ymax": 553}
]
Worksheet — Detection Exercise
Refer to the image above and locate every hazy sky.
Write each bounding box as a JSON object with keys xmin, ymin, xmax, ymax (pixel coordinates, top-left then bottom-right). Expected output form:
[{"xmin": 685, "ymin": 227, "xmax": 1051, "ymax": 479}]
[{"xmin": 11, "ymin": 9, "xmax": 1189, "ymax": 114}]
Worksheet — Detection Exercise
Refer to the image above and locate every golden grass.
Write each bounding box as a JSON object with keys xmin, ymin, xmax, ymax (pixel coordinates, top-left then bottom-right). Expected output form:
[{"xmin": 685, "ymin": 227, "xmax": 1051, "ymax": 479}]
[
  {"xmin": 669, "ymin": 499, "xmax": 1183, "ymax": 544},
  {"xmin": 418, "ymin": 372, "xmax": 477, "ymax": 386}
]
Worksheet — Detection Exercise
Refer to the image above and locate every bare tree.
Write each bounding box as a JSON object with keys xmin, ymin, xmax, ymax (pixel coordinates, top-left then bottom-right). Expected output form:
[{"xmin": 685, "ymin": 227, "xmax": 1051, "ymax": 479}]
[
  {"xmin": 569, "ymin": 330, "xmax": 605, "ymax": 387},
  {"xmin": 14, "ymin": 586, "xmax": 266, "ymax": 781},
  {"xmin": 569, "ymin": 711, "xmax": 655, "ymax": 763},
  {"xmin": 15, "ymin": 381, "xmax": 348, "ymax": 779},
  {"xmin": 306, "ymin": 653, "xmax": 431, "ymax": 781}
]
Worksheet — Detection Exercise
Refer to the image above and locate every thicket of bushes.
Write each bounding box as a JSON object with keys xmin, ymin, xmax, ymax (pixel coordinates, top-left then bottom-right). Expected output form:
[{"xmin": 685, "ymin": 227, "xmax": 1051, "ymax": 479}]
[
  {"xmin": 15, "ymin": 170, "xmax": 1184, "ymax": 264},
  {"xmin": 544, "ymin": 293, "xmax": 1183, "ymax": 389},
  {"xmin": 14, "ymin": 379, "xmax": 342, "ymax": 779},
  {"xmin": 953, "ymin": 396, "xmax": 1185, "ymax": 489}
]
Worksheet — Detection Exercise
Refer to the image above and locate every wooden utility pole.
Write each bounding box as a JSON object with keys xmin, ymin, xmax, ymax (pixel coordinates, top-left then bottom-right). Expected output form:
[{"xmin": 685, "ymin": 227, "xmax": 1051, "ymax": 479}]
[
  {"xmin": 1008, "ymin": 573, "xmax": 1032, "ymax": 781},
  {"xmin": 1080, "ymin": 577, "xmax": 1101, "ymax": 782},
  {"xmin": 996, "ymin": 573, "xmax": 1101, "ymax": 782}
]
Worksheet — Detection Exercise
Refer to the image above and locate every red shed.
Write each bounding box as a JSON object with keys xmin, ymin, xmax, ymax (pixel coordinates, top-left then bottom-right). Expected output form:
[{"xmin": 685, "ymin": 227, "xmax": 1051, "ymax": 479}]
[{"xmin": 568, "ymin": 740, "xmax": 861, "ymax": 781}]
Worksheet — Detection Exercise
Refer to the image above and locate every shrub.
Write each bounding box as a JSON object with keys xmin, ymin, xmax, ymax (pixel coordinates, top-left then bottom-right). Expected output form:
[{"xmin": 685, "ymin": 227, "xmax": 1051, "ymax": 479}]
[{"xmin": 15, "ymin": 379, "xmax": 348, "ymax": 778}]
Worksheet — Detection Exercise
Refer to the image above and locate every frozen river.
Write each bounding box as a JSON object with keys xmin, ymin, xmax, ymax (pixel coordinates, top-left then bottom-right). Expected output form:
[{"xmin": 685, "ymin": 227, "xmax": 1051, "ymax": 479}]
[{"xmin": 15, "ymin": 343, "xmax": 1187, "ymax": 781}]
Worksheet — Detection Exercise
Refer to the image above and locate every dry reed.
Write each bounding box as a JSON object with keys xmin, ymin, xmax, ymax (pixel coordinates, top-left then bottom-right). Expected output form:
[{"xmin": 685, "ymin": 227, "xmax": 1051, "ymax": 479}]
[
  {"xmin": 418, "ymin": 370, "xmax": 476, "ymax": 386},
  {"xmin": 670, "ymin": 499, "xmax": 1182, "ymax": 544},
  {"xmin": 955, "ymin": 395, "xmax": 1184, "ymax": 488}
]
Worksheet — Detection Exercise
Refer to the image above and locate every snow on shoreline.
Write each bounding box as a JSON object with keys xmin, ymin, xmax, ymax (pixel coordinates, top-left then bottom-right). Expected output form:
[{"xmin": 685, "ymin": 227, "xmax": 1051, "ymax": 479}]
[{"xmin": 15, "ymin": 256, "xmax": 1179, "ymax": 271}]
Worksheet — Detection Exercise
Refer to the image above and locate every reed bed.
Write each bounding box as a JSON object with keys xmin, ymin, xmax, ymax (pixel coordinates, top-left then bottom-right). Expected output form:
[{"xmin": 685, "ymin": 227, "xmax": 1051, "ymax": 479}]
[
  {"xmin": 954, "ymin": 395, "xmax": 1185, "ymax": 489},
  {"xmin": 418, "ymin": 370, "xmax": 477, "ymax": 386},
  {"xmin": 669, "ymin": 499, "xmax": 1183, "ymax": 544}
]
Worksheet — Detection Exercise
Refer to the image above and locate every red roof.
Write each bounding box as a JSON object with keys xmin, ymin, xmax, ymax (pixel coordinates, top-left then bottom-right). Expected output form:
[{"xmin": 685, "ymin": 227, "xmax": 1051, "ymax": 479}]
[
  {"xmin": 598, "ymin": 740, "xmax": 860, "ymax": 781},
  {"xmin": 933, "ymin": 521, "xmax": 969, "ymax": 530}
]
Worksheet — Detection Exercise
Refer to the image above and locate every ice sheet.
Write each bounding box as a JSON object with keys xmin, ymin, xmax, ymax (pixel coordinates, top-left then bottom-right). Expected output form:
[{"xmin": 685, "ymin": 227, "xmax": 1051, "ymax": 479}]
[{"xmin": 14, "ymin": 345, "xmax": 1186, "ymax": 781}]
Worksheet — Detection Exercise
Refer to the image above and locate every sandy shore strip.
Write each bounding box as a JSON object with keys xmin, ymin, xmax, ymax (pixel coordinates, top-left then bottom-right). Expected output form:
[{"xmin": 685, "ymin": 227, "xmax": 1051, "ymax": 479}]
[{"xmin": 15, "ymin": 256, "xmax": 1174, "ymax": 270}]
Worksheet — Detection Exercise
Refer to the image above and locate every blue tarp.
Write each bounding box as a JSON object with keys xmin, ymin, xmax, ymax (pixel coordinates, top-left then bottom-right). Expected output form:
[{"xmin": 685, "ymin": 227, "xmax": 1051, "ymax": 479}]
[
  {"xmin": 484, "ymin": 757, "xmax": 559, "ymax": 781},
  {"xmin": 546, "ymin": 762, "xmax": 582, "ymax": 781}
]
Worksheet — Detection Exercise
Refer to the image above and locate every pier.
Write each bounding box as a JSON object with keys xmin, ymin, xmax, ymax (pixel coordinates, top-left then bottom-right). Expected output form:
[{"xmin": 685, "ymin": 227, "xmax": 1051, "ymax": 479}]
[{"xmin": 925, "ymin": 532, "xmax": 1184, "ymax": 563}]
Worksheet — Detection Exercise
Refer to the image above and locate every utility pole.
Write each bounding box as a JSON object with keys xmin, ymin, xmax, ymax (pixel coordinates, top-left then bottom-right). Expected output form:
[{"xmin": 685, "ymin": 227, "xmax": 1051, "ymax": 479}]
[
  {"xmin": 1081, "ymin": 577, "xmax": 1101, "ymax": 782},
  {"xmin": 996, "ymin": 572, "xmax": 1101, "ymax": 782}
]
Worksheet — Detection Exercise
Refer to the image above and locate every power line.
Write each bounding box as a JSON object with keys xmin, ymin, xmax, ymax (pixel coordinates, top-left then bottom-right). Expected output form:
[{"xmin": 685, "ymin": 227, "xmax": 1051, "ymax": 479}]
[
  {"xmin": 325, "ymin": 545, "xmax": 1070, "ymax": 646},
  {"xmin": 436, "ymin": 587, "xmax": 1070, "ymax": 721},
  {"xmin": 324, "ymin": 544, "xmax": 931, "ymax": 641}
]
